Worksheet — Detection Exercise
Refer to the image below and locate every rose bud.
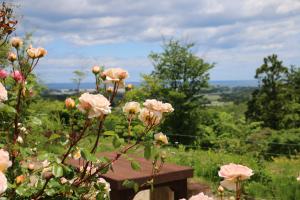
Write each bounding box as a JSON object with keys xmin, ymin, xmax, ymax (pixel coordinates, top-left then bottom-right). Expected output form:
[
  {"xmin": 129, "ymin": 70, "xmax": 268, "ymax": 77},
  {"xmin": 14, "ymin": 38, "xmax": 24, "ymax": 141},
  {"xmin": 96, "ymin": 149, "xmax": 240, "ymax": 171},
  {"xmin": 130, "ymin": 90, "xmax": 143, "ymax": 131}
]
[
  {"xmin": 42, "ymin": 171, "xmax": 53, "ymax": 180},
  {"xmin": 11, "ymin": 37, "xmax": 23, "ymax": 48},
  {"xmin": 161, "ymin": 151, "xmax": 167, "ymax": 160},
  {"xmin": 126, "ymin": 84, "xmax": 133, "ymax": 90},
  {"xmin": 12, "ymin": 150, "xmax": 19, "ymax": 157},
  {"xmin": 11, "ymin": 70, "xmax": 24, "ymax": 83},
  {"xmin": 7, "ymin": 52, "xmax": 17, "ymax": 62},
  {"xmin": 106, "ymin": 87, "xmax": 113, "ymax": 93},
  {"xmin": 65, "ymin": 98, "xmax": 75, "ymax": 109},
  {"xmin": 92, "ymin": 65, "xmax": 101, "ymax": 74},
  {"xmin": 218, "ymin": 185, "xmax": 224, "ymax": 193},
  {"xmin": 28, "ymin": 163, "xmax": 35, "ymax": 170},
  {"xmin": 15, "ymin": 175, "xmax": 25, "ymax": 184},
  {"xmin": 100, "ymin": 72, "xmax": 106, "ymax": 80},
  {"xmin": 16, "ymin": 136, "xmax": 23, "ymax": 144},
  {"xmin": 0, "ymin": 69, "xmax": 8, "ymax": 79}
]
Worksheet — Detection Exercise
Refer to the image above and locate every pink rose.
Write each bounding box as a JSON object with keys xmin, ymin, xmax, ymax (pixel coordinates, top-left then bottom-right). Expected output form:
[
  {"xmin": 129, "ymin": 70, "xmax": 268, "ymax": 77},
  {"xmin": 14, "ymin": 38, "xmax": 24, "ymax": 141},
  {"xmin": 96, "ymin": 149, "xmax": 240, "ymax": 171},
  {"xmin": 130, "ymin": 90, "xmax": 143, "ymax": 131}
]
[
  {"xmin": 11, "ymin": 70, "xmax": 24, "ymax": 82},
  {"xmin": 77, "ymin": 93, "xmax": 111, "ymax": 118},
  {"xmin": 180, "ymin": 192, "xmax": 213, "ymax": 200},
  {"xmin": 0, "ymin": 83, "xmax": 7, "ymax": 102},
  {"xmin": 218, "ymin": 163, "xmax": 253, "ymax": 181},
  {"xmin": 0, "ymin": 172, "xmax": 7, "ymax": 194},
  {"xmin": 0, "ymin": 69, "xmax": 8, "ymax": 79},
  {"xmin": 0, "ymin": 149, "xmax": 12, "ymax": 172}
]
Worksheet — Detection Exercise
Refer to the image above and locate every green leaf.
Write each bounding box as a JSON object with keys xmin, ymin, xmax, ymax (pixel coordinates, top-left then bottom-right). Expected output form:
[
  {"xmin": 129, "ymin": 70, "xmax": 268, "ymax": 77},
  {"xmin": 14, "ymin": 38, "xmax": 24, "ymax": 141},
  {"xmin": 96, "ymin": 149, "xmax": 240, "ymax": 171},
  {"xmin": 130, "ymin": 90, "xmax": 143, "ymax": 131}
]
[
  {"xmin": 45, "ymin": 188, "xmax": 56, "ymax": 196},
  {"xmin": 122, "ymin": 180, "xmax": 139, "ymax": 192},
  {"xmin": 81, "ymin": 149, "xmax": 97, "ymax": 162},
  {"xmin": 49, "ymin": 133, "xmax": 61, "ymax": 141},
  {"xmin": 144, "ymin": 145, "xmax": 152, "ymax": 160},
  {"xmin": 131, "ymin": 160, "xmax": 141, "ymax": 171},
  {"xmin": 52, "ymin": 164, "xmax": 63, "ymax": 178},
  {"xmin": 0, "ymin": 103, "xmax": 16, "ymax": 114},
  {"xmin": 103, "ymin": 131, "xmax": 116, "ymax": 136},
  {"xmin": 112, "ymin": 135, "xmax": 122, "ymax": 148}
]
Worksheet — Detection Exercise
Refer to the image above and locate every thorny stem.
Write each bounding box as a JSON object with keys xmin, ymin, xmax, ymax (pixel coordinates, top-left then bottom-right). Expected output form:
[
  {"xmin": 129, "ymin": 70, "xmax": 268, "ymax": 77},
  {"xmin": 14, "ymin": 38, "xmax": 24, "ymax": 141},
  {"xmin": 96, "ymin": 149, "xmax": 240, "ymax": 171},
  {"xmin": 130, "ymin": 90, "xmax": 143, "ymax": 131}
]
[
  {"xmin": 12, "ymin": 85, "xmax": 22, "ymax": 145},
  {"xmin": 80, "ymin": 119, "xmax": 105, "ymax": 179},
  {"xmin": 76, "ymin": 123, "xmax": 154, "ymax": 186},
  {"xmin": 75, "ymin": 141, "xmax": 140, "ymax": 186},
  {"xmin": 32, "ymin": 178, "xmax": 50, "ymax": 200},
  {"xmin": 236, "ymin": 179, "xmax": 241, "ymax": 200},
  {"xmin": 61, "ymin": 118, "xmax": 90, "ymax": 164}
]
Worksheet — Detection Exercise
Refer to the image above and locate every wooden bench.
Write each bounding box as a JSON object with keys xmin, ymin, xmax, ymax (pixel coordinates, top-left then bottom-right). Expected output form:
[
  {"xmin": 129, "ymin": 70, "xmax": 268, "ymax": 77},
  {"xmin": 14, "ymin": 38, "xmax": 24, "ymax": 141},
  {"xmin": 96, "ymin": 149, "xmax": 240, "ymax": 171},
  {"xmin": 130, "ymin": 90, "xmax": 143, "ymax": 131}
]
[{"xmin": 69, "ymin": 152, "xmax": 193, "ymax": 200}]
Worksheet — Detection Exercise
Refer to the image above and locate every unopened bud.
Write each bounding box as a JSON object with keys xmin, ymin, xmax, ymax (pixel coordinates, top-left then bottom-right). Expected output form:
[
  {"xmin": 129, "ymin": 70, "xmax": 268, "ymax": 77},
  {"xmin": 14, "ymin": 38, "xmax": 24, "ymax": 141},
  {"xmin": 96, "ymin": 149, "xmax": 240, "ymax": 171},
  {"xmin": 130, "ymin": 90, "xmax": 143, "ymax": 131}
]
[
  {"xmin": 65, "ymin": 98, "xmax": 75, "ymax": 109},
  {"xmin": 42, "ymin": 171, "xmax": 53, "ymax": 180},
  {"xmin": 218, "ymin": 185, "xmax": 224, "ymax": 193},
  {"xmin": 106, "ymin": 87, "xmax": 113, "ymax": 93},
  {"xmin": 7, "ymin": 52, "xmax": 17, "ymax": 62},
  {"xmin": 15, "ymin": 175, "xmax": 25, "ymax": 184},
  {"xmin": 28, "ymin": 163, "xmax": 35, "ymax": 170},
  {"xmin": 92, "ymin": 65, "xmax": 101, "ymax": 74}
]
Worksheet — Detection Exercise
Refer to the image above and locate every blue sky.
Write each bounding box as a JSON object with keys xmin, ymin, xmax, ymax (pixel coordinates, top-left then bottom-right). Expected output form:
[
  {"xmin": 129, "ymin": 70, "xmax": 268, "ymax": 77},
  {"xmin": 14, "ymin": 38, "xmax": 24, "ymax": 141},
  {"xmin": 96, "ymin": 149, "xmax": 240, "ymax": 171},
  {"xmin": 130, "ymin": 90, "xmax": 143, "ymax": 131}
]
[{"xmin": 12, "ymin": 0, "xmax": 300, "ymax": 83}]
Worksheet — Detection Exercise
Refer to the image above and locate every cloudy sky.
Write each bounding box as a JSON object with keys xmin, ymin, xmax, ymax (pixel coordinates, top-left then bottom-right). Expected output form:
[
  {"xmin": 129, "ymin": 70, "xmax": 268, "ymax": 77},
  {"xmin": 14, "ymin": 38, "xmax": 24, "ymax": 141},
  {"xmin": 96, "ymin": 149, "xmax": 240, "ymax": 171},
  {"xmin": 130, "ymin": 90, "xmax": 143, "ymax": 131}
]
[{"xmin": 12, "ymin": 0, "xmax": 300, "ymax": 83}]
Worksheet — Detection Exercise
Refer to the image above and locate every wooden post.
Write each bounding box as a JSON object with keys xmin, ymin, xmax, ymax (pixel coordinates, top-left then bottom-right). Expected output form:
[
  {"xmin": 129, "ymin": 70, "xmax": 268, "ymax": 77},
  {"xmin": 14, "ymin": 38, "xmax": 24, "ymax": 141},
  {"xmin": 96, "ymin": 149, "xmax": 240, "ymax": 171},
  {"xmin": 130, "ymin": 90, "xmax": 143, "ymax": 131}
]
[{"xmin": 169, "ymin": 179, "xmax": 188, "ymax": 200}]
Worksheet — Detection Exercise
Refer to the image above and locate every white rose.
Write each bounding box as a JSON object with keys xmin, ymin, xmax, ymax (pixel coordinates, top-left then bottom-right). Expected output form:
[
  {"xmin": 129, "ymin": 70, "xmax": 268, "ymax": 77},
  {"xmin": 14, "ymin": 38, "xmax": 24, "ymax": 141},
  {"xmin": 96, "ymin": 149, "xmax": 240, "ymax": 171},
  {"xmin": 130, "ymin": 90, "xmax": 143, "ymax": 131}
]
[{"xmin": 77, "ymin": 93, "xmax": 111, "ymax": 118}]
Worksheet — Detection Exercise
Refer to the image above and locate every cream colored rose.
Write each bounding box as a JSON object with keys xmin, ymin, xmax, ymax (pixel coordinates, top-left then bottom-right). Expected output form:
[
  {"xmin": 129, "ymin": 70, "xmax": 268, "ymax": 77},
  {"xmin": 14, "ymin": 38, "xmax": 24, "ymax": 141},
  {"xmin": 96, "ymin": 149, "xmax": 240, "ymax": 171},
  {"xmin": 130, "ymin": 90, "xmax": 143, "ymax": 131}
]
[
  {"xmin": 123, "ymin": 102, "xmax": 141, "ymax": 116},
  {"xmin": 297, "ymin": 175, "xmax": 300, "ymax": 182},
  {"xmin": 37, "ymin": 47, "xmax": 47, "ymax": 58},
  {"xmin": 154, "ymin": 132, "xmax": 168, "ymax": 145},
  {"xmin": 103, "ymin": 68, "xmax": 128, "ymax": 82},
  {"xmin": 77, "ymin": 93, "xmax": 111, "ymax": 118},
  {"xmin": 0, "ymin": 172, "xmax": 7, "ymax": 194},
  {"xmin": 11, "ymin": 37, "xmax": 23, "ymax": 48},
  {"xmin": 0, "ymin": 83, "xmax": 7, "ymax": 102},
  {"xmin": 7, "ymin": 52, "xmax": 17, "ymax": 62},
  {"xmin": 138, "ymin": 108, "xmax": 162, "ymax": 126},
  {"xmin": 27, "ymin": 47, "xmax": 39, "ymax": 59},
  {"xmin": 143, "ymin": 99, "xmax": 174, "ymax": 113},
  {"xmin": 0, "ymin": 149, "xmax": 11, "ymax": 172}
]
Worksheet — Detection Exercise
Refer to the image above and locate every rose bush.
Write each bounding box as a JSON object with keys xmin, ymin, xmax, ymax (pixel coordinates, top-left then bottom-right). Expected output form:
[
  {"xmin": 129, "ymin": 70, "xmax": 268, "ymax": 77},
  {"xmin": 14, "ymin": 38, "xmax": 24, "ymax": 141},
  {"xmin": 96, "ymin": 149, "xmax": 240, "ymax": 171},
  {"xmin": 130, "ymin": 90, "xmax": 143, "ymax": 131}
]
[{"xmin": 0, "ymin": 31, "xmax": 174, "ymax": 199}]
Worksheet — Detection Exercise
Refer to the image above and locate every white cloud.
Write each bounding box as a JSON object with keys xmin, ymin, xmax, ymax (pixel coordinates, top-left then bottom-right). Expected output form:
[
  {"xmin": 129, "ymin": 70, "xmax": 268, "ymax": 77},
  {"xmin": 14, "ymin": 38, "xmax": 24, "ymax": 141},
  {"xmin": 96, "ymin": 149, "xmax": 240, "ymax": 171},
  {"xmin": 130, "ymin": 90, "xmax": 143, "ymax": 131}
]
[{"xmin": 9, "ymin": 0, "xmax": 300, "ymax": 82}]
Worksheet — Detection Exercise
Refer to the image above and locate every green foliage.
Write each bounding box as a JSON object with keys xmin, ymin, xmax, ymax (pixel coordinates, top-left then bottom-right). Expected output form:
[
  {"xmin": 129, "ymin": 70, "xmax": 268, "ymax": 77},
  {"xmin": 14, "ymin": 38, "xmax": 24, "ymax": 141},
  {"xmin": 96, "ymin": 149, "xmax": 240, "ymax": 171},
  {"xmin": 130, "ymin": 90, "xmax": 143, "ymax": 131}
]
[
  {"xmin": 130, "ymin": 39, "xmax": 214, "ymax": 144},
  {"xmin": 246, "ymin": 54, "xmax": 300, "ymax": 129}
]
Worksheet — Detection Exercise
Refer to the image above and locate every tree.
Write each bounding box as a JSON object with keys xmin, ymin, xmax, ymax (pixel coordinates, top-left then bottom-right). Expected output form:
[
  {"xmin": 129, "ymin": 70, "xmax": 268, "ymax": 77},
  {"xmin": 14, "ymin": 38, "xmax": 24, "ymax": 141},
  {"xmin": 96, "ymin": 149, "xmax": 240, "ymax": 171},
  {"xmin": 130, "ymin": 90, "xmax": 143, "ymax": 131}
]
[
  {"xmin": 143, "ymin": 40, "xmax": 214, "ymax": 144},
  {"xmin": 246, "ymin": 54, "xmax": 290, "ymax": 129},
  {"xmin": 283, "ymin": 67, "xmax": 300, "ymax": 128},
  {"xmin": 72, "ymin": 70, "xmax": 86, "ymax": 94}
]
